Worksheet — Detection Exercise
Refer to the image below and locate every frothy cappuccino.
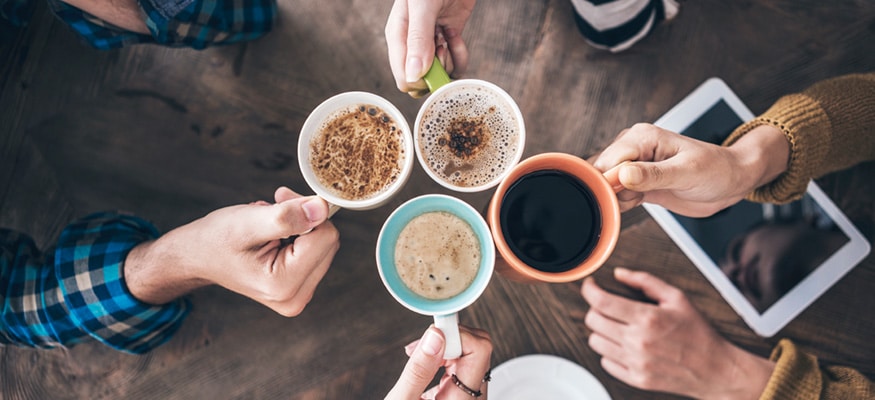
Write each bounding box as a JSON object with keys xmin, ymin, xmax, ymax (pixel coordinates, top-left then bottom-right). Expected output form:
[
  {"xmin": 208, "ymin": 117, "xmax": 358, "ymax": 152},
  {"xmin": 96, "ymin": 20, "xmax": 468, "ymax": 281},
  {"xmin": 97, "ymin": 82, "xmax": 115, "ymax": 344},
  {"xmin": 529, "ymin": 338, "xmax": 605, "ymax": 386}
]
[
  {"xmin": 394, "ymin": 211, "xmax": 481, "ymax": 300},
  {"xmin": 418, "ymin": 84, "xmax": 521, "ymax": 188},
  {"xmin": 310, "ymin": 104, "xmax": 404, "ymax": 201}
]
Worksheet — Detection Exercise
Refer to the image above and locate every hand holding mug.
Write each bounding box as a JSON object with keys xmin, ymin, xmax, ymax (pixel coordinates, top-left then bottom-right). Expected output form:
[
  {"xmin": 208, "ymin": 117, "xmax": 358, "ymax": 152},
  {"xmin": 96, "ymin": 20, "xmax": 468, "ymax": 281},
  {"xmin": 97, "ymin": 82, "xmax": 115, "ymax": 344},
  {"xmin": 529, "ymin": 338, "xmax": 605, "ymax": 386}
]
[
  {"xmin": 581, "ymin": 268, "xmax": 775, "ymax": 399},
  {"xmin": 385, "ymin": 0, "xmax": 477, "ymax": 97},
  {"xmin": 126, "ymin": 187, "xmax": 340, "ymax": 317},
  {"xmin": 592, "ymin": 123, "xmax": 790, "ymax": 217},
  {"xmin": 386, "ymin": 325, "xmax": 493, "ymax": 400}
]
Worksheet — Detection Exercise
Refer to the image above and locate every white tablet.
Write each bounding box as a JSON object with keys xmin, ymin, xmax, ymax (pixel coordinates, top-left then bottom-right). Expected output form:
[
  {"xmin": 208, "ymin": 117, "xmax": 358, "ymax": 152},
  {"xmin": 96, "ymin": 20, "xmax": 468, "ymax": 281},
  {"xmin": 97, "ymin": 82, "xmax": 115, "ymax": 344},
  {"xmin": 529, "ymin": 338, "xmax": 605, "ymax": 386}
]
[{"xmin": 645, "ymin": 78, "xmax": 871, "ymax": 337}]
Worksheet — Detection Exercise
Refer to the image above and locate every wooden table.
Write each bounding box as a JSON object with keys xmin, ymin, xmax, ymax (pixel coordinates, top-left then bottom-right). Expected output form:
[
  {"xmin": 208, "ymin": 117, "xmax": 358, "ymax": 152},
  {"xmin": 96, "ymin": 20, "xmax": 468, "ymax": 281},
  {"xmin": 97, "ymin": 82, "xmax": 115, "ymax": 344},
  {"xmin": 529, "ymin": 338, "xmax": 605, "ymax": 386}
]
[{"xmin": 2, "ymin": 0, "xmax": 874, "ymax": 398}]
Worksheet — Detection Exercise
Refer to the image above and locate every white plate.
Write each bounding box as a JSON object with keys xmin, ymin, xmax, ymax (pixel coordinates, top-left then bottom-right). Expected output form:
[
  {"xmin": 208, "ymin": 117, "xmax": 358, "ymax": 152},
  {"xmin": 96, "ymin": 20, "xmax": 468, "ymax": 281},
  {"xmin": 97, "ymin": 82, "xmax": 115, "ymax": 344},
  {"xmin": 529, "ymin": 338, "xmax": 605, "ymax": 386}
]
[{"xmin": 489, "ymin": 354, "xmax": 611, "ymax": 399}]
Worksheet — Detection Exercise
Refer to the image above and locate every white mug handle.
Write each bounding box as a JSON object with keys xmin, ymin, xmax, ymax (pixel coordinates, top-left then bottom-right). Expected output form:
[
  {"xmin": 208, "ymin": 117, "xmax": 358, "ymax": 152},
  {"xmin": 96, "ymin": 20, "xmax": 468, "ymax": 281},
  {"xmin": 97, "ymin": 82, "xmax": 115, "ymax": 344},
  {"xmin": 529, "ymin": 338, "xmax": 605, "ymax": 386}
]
[{"xmin": 433, "ymin": 313, "xmax": 462, "ymax": 359}]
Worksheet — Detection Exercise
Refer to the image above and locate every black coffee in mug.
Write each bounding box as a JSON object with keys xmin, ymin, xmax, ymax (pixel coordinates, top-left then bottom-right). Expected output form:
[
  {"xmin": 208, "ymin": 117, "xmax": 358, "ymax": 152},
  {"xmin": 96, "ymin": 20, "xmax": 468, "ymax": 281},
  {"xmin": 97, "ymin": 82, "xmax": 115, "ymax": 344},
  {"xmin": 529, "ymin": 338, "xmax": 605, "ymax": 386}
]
[{"xmin": 498, "ymin": 170, "xmax": 602, "ymax": 273}]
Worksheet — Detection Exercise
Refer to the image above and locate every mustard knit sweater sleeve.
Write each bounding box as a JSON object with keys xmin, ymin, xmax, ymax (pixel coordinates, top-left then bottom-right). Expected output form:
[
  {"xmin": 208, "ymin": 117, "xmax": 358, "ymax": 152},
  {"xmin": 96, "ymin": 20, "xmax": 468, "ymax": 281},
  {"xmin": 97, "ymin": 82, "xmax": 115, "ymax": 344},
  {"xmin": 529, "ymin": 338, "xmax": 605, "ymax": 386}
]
[
  {"xmin": 759, "ymin": 339, "xmax": 874, "ymax": 400},
  {"xmin": 723, "ymin": 72, "xmax": 875, "ymax": 203}
]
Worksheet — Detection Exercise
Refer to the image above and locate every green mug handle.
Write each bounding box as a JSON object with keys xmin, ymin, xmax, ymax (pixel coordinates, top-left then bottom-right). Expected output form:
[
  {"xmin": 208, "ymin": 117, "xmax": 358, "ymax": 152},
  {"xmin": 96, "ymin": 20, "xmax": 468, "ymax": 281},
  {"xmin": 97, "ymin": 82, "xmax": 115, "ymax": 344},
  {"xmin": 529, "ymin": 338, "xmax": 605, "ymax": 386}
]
[{"xmin": 422, "ymin": 56, "xmax": 452, "ymax": 93}]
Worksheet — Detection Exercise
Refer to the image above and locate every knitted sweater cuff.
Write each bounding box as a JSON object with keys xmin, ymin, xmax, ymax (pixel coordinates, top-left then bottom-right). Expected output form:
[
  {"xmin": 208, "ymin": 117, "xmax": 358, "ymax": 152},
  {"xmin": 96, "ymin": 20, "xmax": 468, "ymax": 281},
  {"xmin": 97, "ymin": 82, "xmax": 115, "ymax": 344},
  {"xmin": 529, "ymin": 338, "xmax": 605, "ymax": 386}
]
[
  {"xmin": 723, "ymin": 94, "xmax": 829, "ymax": 204},
  {"xmin": 759, "ymin": 339, "xmax": 822, "ymax": 400}
]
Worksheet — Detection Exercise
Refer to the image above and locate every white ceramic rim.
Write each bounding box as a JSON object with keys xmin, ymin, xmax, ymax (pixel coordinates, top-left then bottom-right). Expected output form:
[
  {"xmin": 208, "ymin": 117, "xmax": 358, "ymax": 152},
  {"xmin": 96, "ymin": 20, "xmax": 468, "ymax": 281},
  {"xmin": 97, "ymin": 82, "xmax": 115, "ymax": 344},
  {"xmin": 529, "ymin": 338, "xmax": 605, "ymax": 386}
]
[
  {"xmin": 297, "ymin": 91, "xmax": 414, "ymax": 210},
  {"xmin": 413, "ymin": 79, "xmax": 526, "ymax": 193}
]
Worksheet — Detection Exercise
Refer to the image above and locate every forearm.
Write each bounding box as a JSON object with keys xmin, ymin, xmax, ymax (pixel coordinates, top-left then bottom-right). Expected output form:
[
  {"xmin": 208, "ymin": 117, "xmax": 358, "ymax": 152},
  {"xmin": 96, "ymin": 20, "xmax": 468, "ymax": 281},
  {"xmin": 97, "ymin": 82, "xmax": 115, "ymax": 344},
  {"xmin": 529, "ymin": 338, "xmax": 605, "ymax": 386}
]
[
  {"xmin": 724, "ymin": 73, "xmax": 875, "ymax": 203},
  {"xmin": 125, "ymin": 237, "xmax": 210, "ymax": 305}
]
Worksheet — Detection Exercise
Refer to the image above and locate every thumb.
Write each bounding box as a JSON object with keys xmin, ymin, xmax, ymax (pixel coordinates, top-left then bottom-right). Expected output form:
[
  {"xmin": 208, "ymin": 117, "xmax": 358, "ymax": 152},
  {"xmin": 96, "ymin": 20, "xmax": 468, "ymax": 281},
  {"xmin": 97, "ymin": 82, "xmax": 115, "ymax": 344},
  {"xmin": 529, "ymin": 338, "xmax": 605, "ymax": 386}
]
[
  {"xmin": 247, "ymin": 196, "xmax": 329, "ymax": 242},
  {"xmin": 405, "ymin": 3, "xmax": 440, "ymax": 83},
  {"xmin": 386, "ymin": 327, "xmax": 446, "ymax": 400},
  {"xmin": 618, "ymin": 160, "xmax": 686, "ymax": 193}
]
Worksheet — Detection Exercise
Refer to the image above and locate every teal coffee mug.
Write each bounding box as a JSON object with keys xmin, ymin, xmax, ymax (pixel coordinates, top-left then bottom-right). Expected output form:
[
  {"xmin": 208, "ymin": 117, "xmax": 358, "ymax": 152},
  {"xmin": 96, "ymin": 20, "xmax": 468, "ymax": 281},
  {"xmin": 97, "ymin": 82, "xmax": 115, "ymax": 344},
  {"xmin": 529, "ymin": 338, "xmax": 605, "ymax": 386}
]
[{"xmin": 376, "ymin": 194, "xmax": 495, "ymax": 359}]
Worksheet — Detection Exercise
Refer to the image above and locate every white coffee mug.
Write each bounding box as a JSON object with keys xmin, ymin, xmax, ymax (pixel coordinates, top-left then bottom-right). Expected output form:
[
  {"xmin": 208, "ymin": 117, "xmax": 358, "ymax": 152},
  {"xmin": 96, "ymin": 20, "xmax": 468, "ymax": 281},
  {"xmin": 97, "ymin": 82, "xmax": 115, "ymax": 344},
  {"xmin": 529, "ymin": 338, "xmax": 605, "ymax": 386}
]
[{"xmin": 297, "ymin": 92, "xmax": 414, "ymax": 214}]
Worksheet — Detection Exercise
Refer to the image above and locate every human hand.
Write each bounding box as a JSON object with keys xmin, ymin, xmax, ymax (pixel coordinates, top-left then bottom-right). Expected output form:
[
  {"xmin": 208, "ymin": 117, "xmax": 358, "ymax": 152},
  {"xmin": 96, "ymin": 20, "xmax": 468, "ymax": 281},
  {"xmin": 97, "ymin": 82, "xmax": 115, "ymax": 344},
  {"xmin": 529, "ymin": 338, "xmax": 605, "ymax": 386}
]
[
  {"xmin": 592, "ymin": 123, "xmax": 789, "ymax": 217},
  {"xmin": 126, "ymin": 186, "xmax": 340, "ymax": 316},
  {"xmin": 386, "ymin": 325, "xmax": 492, "ymax": 400},
  {"xmin": 385, "ymin": 0, "xmax": 476, "ymax": 97},
  {"xmin": 581, "ymin": 268, "xmax": 774, "ymax": 399}
]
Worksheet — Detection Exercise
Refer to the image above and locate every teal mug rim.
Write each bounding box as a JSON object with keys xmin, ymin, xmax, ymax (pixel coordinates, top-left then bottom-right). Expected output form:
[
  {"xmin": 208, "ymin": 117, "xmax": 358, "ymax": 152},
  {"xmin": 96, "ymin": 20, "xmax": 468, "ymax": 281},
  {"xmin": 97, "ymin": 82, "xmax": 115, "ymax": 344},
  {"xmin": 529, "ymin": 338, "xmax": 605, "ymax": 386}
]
[{"xmin": 376, "ymin": 194, "xmax": 495, "ymax": 315}]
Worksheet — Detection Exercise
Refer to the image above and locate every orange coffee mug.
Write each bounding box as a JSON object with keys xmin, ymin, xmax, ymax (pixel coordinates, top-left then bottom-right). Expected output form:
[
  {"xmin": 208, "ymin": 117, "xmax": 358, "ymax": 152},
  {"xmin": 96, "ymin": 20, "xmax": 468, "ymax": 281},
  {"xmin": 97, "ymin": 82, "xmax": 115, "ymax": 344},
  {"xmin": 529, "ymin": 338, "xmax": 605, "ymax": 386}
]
[{"xmin": 486, "ymin": 152, "xmax": 622, "ymax": 283}]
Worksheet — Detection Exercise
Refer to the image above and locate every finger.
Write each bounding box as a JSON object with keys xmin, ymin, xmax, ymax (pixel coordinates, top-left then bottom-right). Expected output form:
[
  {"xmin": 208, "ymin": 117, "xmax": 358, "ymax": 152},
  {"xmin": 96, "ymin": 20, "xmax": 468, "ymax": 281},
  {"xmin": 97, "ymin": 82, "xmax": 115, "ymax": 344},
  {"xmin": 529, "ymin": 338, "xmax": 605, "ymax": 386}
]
[
  {"xmin": 433, "ymin": 326, "xmax": 492, "ymax": 400},
  {"xmin": 405, "ymin": 0, "xmax": 441, "ymax": 83},
  {"xmin": 618, "ymin": 159, "xmax": 691, "ymax": 194},
  {"xmin": 459, "ymin": 325, "xmax": 492, "ymax": 343},
  {"xmin": 386, "ymin": 327, "xmax": 446, "ymax": 400},
  {"xmin": 593, "ymin": 124, "xmax": 677, "ymax": 172},
  {"xmin": 385, "ymin": 0, "xmax": 412, "ymax": 91},
  {"xmin": 422, "ymin": 384, "xmax": 440, "ymax": 399},
  {"xmin": 588, "ymin": 331, "xmax": 625, "ymax": 362},
  {"xmin": 591, "ymin": 128, "xmax": 640, "ymax": 171},
  {"xmin": 269, "ymin": 241, "xmax": 336, "ymax": 316},
  {"xmin": 585, "ymin": 152, "xmax": 600, "ymax": 165},
  {"xmin": 242, "ymin": 196, "xmax": 329, "ymax": 243},
  {"xmin": 404, "ymin": 339, "xmax": 420, "ymax": 357},
  {"xmin": 600, "ymin": 356, "xmax": 633, "ymax": 385},
  {"xmin": 271, "ymin": 223, "xmax": 340, "ymax": 311},
  {"xmin": 584, "ymin": 309, "xmax": 626, "ymax": 343},
  {"xmin": 616, "ymin": 189, "xmax": 644, "ymax": 212},
  {"xmin": 580, "ymin": 277, "xmax": 649, "ymax": 324},
  {"xmin": 613, "ymin": 267, "xmax": 683, "ymax": 305},
  {"xmin": 407, "ymin": 88, "xmax": 430, "ymax": 98},
  {"xmin": 435, "ymin": 40, "xmax": 453, "ymax": 76},
  {"xmin": 454, "ymin": 327, "xmax": 493, "ymax": 387},
  {"xmin": 443, "ymin": 26, "xmax": 468, "ymax": 77},
  {"xmin": 274, "ymin": 186, "xmax": 303, "ymax": 203}
]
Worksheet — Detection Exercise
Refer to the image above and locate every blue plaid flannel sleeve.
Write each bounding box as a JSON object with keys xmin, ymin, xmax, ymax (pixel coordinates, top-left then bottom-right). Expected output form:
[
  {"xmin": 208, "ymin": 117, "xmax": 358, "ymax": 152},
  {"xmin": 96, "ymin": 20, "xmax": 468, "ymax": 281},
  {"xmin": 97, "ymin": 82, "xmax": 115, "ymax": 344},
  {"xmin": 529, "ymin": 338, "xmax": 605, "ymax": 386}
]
[
  {"xmin": 53, "ymin": 0, "xmax": 276, "ymax": 50},
  {"xmin": 2, "ymin": 0, "xmax": 275, "ymax": 50},
  {"xmin": 0, "ymin": 212, "xmax": 189, "ymax": 354}
]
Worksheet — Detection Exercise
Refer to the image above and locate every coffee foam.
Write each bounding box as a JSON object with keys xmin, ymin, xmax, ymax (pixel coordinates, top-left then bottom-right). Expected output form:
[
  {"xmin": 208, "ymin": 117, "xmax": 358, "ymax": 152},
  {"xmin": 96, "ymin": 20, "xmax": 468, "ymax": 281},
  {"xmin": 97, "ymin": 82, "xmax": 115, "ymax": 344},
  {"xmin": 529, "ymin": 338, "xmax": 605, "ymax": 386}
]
[
  {"xmin": 419, "ymin": 85, "xmax": 520, "ymax": 187},
  {"xmin": 394, "ymin": 211, "xmax": 481, "ymax": 300},
  {"xmin": 310, "ymin": 104, "xmax": 404, "ymax": 201}
]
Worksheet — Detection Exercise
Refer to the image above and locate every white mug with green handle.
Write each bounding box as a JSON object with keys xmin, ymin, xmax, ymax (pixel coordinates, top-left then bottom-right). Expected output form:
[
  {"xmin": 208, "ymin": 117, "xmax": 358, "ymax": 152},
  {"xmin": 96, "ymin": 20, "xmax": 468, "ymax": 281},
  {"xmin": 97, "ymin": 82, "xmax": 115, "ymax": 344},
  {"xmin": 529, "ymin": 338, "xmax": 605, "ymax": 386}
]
[{"xmin": 415, "ymin": 58, "xmax": 526, "ymax": 193}]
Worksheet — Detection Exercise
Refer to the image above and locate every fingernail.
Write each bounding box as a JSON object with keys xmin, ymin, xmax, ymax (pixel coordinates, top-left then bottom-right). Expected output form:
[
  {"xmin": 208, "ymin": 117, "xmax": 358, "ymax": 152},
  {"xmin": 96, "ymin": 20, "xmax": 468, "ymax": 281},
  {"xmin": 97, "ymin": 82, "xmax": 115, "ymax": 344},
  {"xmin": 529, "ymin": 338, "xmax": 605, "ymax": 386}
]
[
  {"xmin": 621, "ymin": 164, "xmax": 643, "ymax": 186},
  {"xmin": 615, "ymin": 267, "xmax": 629, "ymax": 276},
  {"xmin": 405, "ymin": 57, "xmax": 423, "ymax": 83},
  {"xmin": 420, "ymin": 328, "xmax": 442, "ymax": 356},
  {"xmin": 301, "ymin": 197, "xmax": 326, "ymax": 223}
]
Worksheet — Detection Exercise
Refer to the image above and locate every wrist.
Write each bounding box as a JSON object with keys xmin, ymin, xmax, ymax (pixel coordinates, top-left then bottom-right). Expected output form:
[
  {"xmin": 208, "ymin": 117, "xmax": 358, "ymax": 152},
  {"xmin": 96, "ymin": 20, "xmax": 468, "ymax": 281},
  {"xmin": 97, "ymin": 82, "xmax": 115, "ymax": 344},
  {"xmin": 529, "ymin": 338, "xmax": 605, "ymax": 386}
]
[
  {"xmin": 709, "ymin": 343, "xmax": 775, "ymax": 400},
  {"xmin": 727, "ymin": 124, "xmax": 789, "ymax": 195},
  {"xmin": 124, "ymin": 235, "xmax": 209, "ymax": 305}
]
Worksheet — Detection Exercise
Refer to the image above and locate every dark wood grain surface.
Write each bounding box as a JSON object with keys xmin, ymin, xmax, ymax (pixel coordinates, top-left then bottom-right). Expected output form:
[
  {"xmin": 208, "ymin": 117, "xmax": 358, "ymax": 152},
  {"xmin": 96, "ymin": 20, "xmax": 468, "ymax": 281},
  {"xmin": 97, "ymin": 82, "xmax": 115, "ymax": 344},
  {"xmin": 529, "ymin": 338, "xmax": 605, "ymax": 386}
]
[{"xmin": 2, "ymin": 0, "xmax": 874, "ymax": 399}]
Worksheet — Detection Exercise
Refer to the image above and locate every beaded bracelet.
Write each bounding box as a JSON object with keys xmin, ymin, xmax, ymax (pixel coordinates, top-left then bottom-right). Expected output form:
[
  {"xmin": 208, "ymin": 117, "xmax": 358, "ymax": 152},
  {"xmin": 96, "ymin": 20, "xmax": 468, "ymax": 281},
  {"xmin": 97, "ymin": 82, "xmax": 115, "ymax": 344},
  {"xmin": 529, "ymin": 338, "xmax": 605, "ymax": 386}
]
[{"xmin": 450, "ymin": 370, "xmax": 491, "ymax": 398}]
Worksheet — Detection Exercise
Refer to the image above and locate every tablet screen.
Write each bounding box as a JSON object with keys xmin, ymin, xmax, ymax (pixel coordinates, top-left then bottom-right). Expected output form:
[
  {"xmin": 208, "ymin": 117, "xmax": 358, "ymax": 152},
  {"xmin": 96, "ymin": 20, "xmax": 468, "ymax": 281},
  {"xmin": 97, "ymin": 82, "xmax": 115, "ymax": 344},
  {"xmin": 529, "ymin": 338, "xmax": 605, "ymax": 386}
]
[{"xmin": 672, "ymin": 100, "xmax": 850, "ymax": 313}]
